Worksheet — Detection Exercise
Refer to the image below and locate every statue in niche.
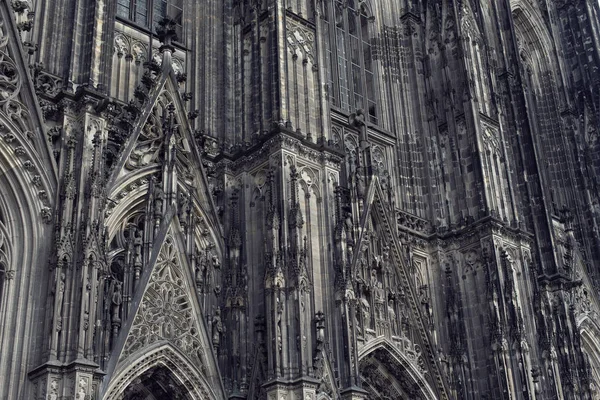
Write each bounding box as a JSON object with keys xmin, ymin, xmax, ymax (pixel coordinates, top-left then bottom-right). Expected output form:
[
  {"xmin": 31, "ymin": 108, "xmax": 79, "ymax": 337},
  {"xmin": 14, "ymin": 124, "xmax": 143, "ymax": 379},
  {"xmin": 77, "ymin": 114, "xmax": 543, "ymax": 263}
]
[
  {"xmin": 196, "ymin": 251, "xmax": 208, "ymax": 290},
  {"xmin": 397, "ymin": 285, "xmax": 410, "ymax": 335},
  {"xmin": 55, "ymin": 271, "xmax": 66, "ymax": 331},
  {"xmin": 382, "ymin": 248, "xmax": 391, "ymax": 274},
  {"xmin": 388, "ymin": 296, "xmax": 398, "ymax": 336},
  {"xmin": 212, "ymin": 307, "xmax": 224, "ymax": 350},
  {"xmin": 361, "ymin": 297, "xmax": 371, "ymax": 330},
  {"xmin": 195, "ymin": 263, "xmax": 204, "ymax": 288},
  {"xmin": 359, "ymin": 279, "xmax": 371, "ymax": 330},
  {"xmin": 355, "ymin": 169, "xmax": 366, "ymax": 199},
  {"xmin": 178, "ymin": 192, "xmax": 190, "ymax": 216},
  {"xmin": 83, "ymin": 276, "xmax": 91, "ymax": 329},
  {"xmin": 381, "ymin": 171, "xmax": 393, "ymax": 204},
  {"xmin": 133, "ymin": 229, "xmax": 143, "ymax": 266},
  {"xmin": 276, "ymin": 316, "xmax": 283, "ymax": 352},
  {"xmin": 153, "ymin": 183, "xmax": 164, "ymax": 215},
  {"xmin": 371, "ymin": 268, "xmax": 384, "ymax": 304},
  {"xmin": 343, "ymin": 209, "xmax": 354, "ymax": 239},
  {"xmin": 110, "ymin": 280, "xmax": 123, "ymax": 323}
]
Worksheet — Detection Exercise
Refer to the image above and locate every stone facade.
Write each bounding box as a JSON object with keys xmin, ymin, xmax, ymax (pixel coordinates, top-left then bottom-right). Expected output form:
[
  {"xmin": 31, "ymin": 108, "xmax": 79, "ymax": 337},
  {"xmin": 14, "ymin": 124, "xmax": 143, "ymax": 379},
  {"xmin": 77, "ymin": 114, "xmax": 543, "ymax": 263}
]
[{"xmin": 0, "ymin": 0, "xmax": 599, "ymax": 399}]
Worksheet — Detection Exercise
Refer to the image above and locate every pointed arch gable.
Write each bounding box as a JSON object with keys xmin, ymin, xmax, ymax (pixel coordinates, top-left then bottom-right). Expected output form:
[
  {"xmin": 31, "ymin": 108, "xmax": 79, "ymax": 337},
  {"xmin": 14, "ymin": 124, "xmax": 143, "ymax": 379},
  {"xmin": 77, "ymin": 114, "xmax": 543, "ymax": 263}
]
[
  {"xmin": 0, "ymin": 123, "xmax": 54, "ymax": 399},
  {"xmin": 315, "ymin": 351, "xmax": 340, "ymax": 399},
  {"xmin": 104, "ymin": 341, "xmax": 220, "ymax": 400},
  {"xmin": 106, "ymin": 71, "xmax": 169, "ymax": 188},
  {"xmin": 0, "ymin": 2, "xmax": 58, "ymax": 187},
  {"xmin": 351, "ymin": 178, "xmax": 450, "ymax": 399},
  {"xmin": 106, "ymin": 59, "xmax": 222, "ymax": 242},
  {"xmin": 358, "ymin": 337, "xmax": 438, "ymax": 400},
  {"xmin": 510, "ymin": 1, "xmax": 556, "ymax": 72},
  {"xmin": 246, "ymin": 344, "xmax": 268, "ymax": 400},
  {"xmin": 101, "ymin": 210, "xmax": 226, "ymax": 399},
  {"xmin": 357, "ymin": 0, "xmax": 375, "ymax": 18},
  {"xmin": 578, "ymin": 316, "xmax": 600, "ymax": 395},
  {"xmin": 105, "ymin": 166, "xmax": 224, "ymax": 260}
]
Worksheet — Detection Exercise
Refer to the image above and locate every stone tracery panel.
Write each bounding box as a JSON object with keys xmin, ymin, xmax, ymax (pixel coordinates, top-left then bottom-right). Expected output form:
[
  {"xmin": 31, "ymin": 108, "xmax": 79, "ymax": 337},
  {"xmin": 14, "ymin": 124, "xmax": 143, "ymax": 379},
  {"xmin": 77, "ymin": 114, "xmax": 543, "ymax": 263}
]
[{"xmin": 121, "ymin": 233, "xmax": 208, "ymax": 370}]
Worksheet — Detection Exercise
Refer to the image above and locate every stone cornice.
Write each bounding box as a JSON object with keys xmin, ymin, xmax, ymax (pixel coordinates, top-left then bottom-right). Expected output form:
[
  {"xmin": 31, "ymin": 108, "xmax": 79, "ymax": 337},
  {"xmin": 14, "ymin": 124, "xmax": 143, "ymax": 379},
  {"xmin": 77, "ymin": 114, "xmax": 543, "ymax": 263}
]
[{"xmin": 211, "ymin": 127, "xmax": 344, "ymax": 173}]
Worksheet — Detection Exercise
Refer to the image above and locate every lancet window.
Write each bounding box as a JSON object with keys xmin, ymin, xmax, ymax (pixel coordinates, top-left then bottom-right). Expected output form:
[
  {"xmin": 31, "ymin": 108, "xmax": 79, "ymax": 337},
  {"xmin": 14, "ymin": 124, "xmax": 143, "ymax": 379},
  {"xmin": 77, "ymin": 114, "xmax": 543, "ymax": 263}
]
[
  {"xmin": 117, "ymin": 0, "xmax": 183, "ymax": 38},
  {"xmin": 322, "ymin": 0, "xmax": 378, "ymax": 124}
]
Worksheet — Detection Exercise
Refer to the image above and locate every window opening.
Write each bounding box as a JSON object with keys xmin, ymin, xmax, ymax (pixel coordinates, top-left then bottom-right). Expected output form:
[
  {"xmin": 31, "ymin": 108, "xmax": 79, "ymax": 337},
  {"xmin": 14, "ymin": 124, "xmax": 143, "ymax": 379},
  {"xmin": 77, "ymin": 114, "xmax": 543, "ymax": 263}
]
[
  {"xmin": 323, "ymin": 0, "xmax": 378, "ymax": 124},
  {"xmin": 117, "ymin": 0, "xmax": 183, "ymax": 41}
]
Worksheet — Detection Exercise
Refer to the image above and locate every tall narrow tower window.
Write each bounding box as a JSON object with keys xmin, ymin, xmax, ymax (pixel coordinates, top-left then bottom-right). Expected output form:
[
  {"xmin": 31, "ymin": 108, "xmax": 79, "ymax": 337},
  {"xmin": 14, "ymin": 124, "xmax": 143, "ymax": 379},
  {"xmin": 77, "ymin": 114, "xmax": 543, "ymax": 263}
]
[
  {"xmin": 117, "ymin": 0, "xmax": 183, "ymax": 39},
  {"xmin": 323, "ymin": 0, "xmax": 378, "ymax": 124}
]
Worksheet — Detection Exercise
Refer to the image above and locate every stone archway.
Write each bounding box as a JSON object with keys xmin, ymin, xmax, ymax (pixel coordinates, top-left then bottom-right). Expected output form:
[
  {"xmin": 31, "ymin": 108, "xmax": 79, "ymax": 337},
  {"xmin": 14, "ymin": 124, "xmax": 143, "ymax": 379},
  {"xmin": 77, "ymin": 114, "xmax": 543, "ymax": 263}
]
[
  {"xmin": 103, "ymin": 343, "xmax": 220, "ymax": 400},
  {"xmin": 579, "ymin": 316, "xmax": 600, "ymax": 398},
  {"xmin": 121, "ymin": 365, "xmax": 194, "ymax": 400},
  {"xmin": 358, "ymin": 339, "xmax": 437, "ymax": 400}
]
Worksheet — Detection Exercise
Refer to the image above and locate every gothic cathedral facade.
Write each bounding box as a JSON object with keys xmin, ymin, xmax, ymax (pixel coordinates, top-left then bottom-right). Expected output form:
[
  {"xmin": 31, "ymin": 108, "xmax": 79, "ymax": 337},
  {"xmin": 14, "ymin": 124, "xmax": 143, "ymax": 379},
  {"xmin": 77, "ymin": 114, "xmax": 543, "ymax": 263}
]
[{"xmin": 0, "ymin": 0, "xmax": 599, "ymax": 399}]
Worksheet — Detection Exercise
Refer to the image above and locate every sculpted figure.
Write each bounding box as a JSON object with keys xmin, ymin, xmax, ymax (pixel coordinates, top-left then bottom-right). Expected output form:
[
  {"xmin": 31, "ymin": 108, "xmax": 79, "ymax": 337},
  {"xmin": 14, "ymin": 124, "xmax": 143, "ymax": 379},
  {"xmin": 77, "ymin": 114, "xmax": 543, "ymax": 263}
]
[
  {"xmin": 111, "ymin": 280, "xmax": 123, "ymax": 322},
  {"xmin": 361, "ymin": 297, "xmax": 371, "ymax": 329},
  {"xmin": 349, "ymin": 109, "xmax": 368, "ymax": 145},
  {"xmin": 355, "ymin": 169, "xmax": 366, "ymax": 199},
  {"xmin": 343, "ymin": 211, "xmax": 353, "ymax": 239},
  {"xmin": 133, "ymin": 229, "xmax": 143, "ymax": 266},
  {"xmin": 212, "ymin": 307, "xmax": 224, "ymax": 349},
  {"xmin": 388, "ymin": 298, "xmax": 398, "ymax": 336},
  {"xmin": 371, "ymin": 269, "xmax": 384, "ymax": 303},
  {"xmin": 154, "ymin": 184, "xmax": 164, "ymax": 215},
  {"xmin": 55, "ymin": 272, "xmax": 66, "ymax": 330}
]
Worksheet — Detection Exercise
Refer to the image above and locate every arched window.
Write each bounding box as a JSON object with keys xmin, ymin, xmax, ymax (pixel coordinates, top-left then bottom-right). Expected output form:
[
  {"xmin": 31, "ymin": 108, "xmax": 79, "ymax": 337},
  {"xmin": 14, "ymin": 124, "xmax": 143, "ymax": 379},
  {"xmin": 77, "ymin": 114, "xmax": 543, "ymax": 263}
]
[
  {"xmin": 512, "ymin": 7, "xmax": 570, "ymax": 210},
  {"xmin": 323, "ymin": 0, "xmax": 378, "ymax": 124},
  {"xmin": 116, "ymin": 0, "xmax": 183, "ymax": 39}
]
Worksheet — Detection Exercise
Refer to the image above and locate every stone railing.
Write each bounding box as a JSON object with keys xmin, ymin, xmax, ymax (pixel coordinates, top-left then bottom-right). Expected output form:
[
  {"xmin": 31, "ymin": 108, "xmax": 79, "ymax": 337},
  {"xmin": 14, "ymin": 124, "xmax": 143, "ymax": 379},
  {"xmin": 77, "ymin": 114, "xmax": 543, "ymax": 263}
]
[{"xmin": 396, "ymin": 209, "xmax": 431, "ymax": 235}]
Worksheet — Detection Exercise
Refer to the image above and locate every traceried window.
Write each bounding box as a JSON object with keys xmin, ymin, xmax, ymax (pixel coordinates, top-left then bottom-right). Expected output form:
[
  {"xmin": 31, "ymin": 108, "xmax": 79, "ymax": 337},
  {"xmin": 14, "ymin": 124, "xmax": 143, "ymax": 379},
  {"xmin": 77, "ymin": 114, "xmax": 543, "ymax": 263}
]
[
  {"xmin": 323, "ymin": 0, "xmax": 378, "ymax": 124},
  {"xmin": 117, "ymin": 0, "xmax": 183, "ymax": 39}
]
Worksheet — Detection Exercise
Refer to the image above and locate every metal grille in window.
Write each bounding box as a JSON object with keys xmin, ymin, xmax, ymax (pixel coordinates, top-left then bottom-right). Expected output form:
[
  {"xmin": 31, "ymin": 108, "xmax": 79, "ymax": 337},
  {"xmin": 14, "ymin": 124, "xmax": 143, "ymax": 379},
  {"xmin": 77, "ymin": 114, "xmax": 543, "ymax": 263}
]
[{"xmin": 322, "ymin": 0, "xmax": 378, "ymax": 125}]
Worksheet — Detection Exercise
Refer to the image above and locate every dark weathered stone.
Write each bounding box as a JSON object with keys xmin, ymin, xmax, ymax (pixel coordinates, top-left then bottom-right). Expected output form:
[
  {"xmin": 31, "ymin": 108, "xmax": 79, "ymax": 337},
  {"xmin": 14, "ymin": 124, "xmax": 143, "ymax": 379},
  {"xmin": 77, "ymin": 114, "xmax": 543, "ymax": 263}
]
[{"xmin": 0, "ymin": 0, "xmax": 598, "ymax": 399}]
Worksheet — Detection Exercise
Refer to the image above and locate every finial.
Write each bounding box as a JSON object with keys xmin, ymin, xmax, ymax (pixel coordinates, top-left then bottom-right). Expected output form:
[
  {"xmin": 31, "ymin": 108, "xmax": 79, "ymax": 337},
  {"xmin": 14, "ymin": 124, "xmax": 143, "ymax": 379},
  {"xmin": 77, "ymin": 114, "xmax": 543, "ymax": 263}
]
[{"xmin": 156, "ymin": 17, "xmax": 178, "ymax": 53}]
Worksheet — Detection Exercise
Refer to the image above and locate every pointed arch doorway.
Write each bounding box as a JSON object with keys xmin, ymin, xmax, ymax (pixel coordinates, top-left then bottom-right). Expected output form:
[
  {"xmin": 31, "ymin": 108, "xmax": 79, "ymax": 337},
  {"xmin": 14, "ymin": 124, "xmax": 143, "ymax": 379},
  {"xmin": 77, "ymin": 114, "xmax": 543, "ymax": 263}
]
[
  {"xmin": 358, "ymin": 339, "xmax": 438, "ymax": 400},
  {"xmin": 103, "ymin": 343, "xmax": 222, "ymax": 400},
  {"xmin": 122, "ymin": 366, "xmax": 193, "ymax": 400}
]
